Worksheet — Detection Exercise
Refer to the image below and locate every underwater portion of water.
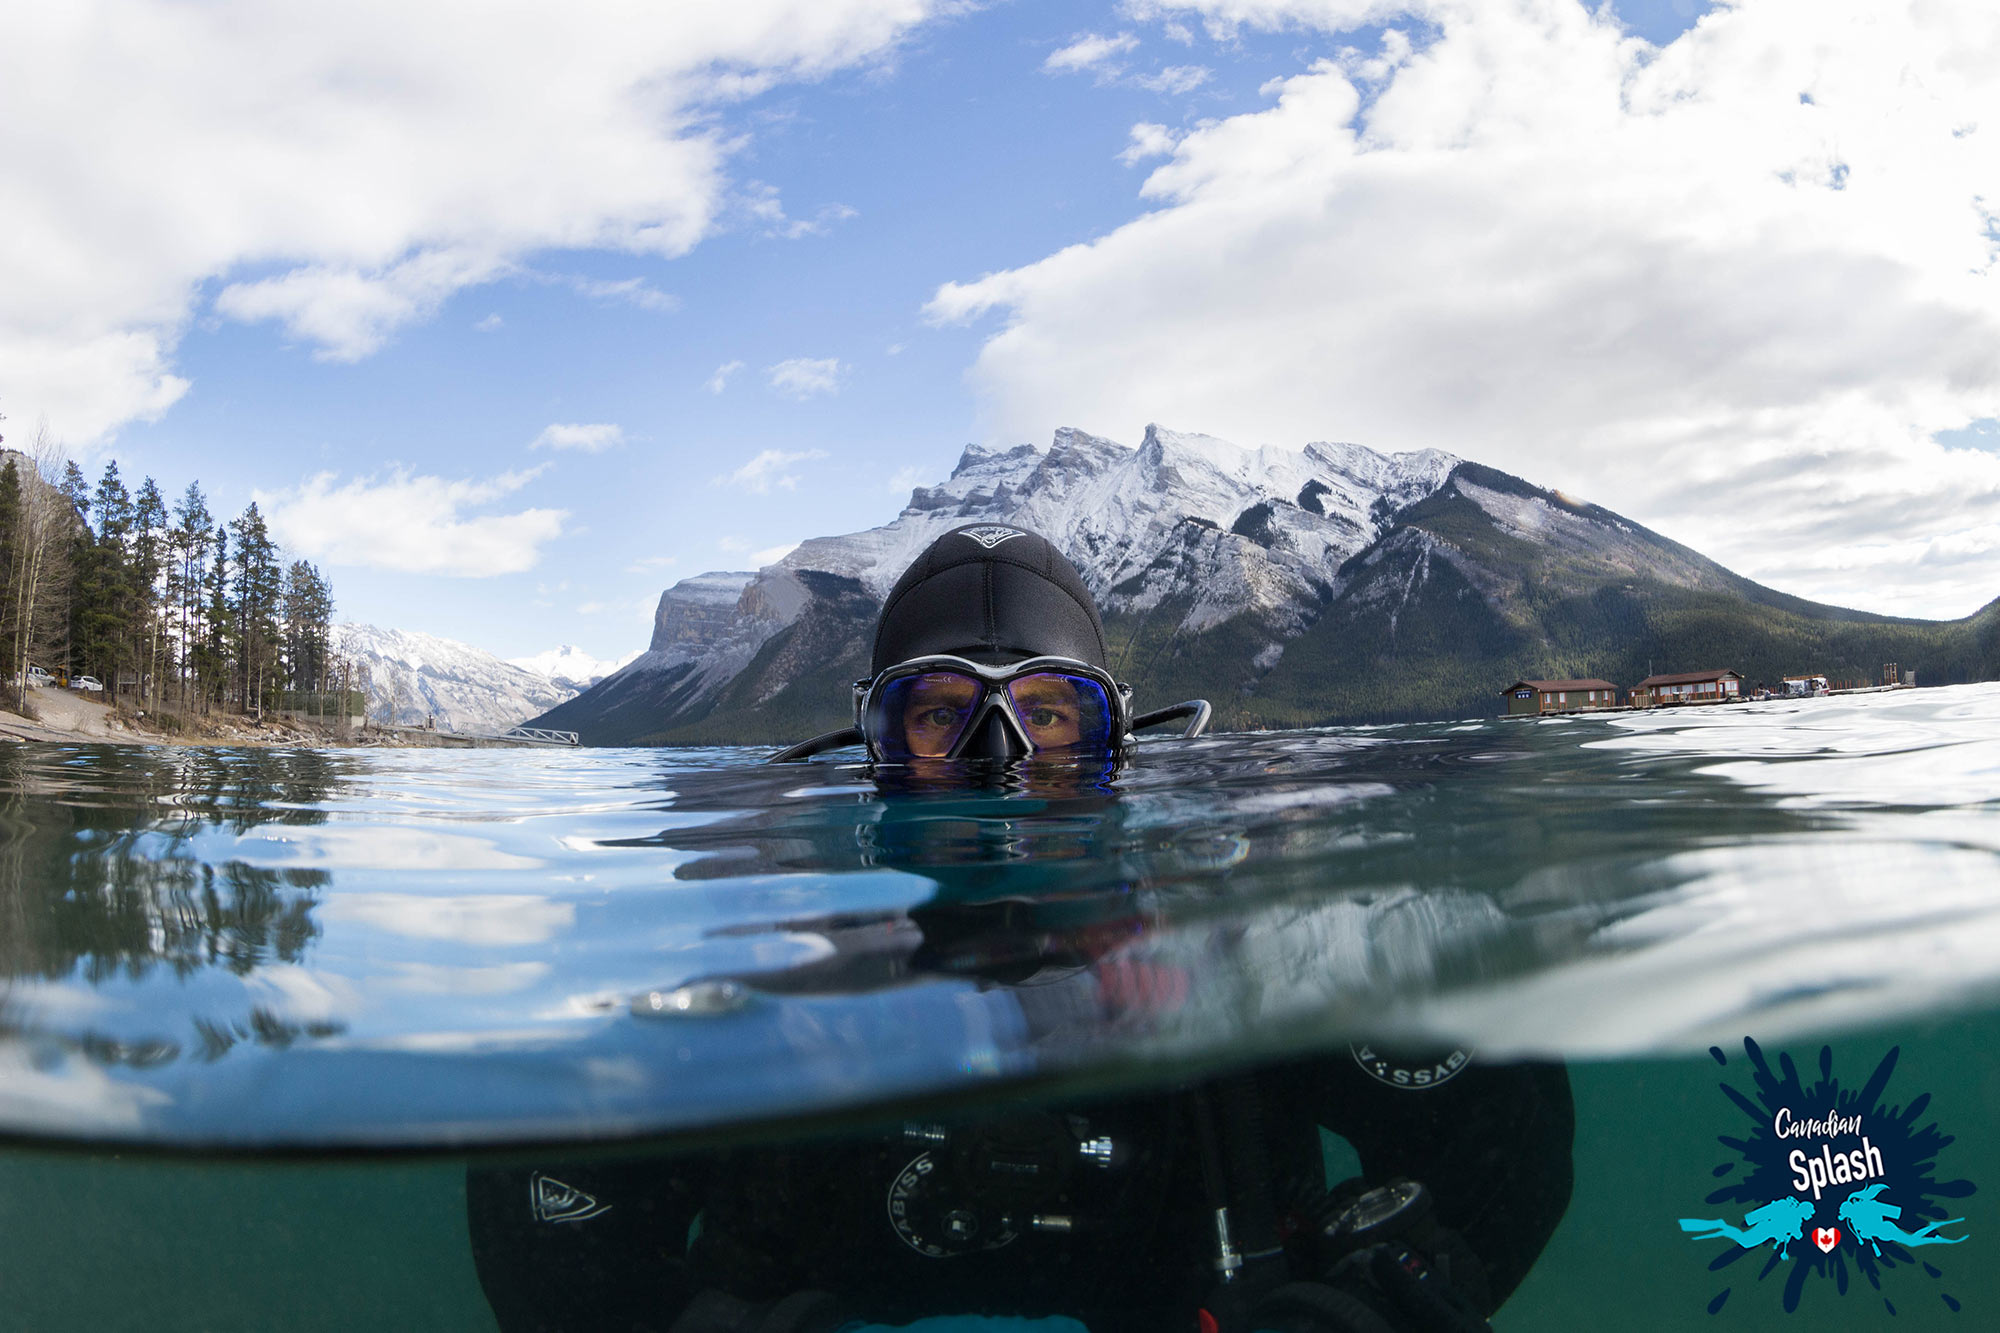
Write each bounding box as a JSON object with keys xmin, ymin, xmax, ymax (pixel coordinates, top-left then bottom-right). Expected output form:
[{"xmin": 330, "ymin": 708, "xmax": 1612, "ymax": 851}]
[{"xmin": 3, "ymin": 685, "xmax": 1998, "ymax": 1328}]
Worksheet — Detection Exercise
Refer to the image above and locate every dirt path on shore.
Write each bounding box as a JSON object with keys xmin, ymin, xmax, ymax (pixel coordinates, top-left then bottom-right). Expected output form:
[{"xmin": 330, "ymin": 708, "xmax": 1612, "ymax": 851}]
[{"xmin": 0, "ymin": 687, "xmax": 358, "ymax": 748}]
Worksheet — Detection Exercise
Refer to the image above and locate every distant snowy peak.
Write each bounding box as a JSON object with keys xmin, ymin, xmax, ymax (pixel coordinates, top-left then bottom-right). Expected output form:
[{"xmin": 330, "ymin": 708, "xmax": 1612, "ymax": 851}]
[
  {"xmin": 335, "ymin": 622, "xmax": 584, "ymax": 734},
  {"xmin": 507, "ymin": 644, "xmax": 641, "ymax": 690}
]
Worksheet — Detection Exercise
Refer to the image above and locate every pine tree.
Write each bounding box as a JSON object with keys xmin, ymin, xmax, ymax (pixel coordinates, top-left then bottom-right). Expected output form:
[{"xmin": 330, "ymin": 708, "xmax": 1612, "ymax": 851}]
[
  {"xmin": 199, "ymin": 524, "xmax": 229, "ymax": 712},
  {"xmin": 68, "ymin": 462, "xmax": 136, "ymax": 685},
  {"xmin": 167, "ymin": 483, "xmax": 213, "ymax": 711},
  {"xmin": 282, "ymin": 560, "xmax": 334, "ymax": 696},
  {"xmin": 132, "ymin": 478, "xmax": 167, "ymax": 706},
  {"xmin": 229, "ymin": 504, "xmax": 282, "ymax": 718}
]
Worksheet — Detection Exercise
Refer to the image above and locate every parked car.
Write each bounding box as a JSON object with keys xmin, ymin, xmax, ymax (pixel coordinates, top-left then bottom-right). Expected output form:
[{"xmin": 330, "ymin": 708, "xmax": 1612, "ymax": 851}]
[
  {"xmin": 24, "ymin": 665, "xmax": 51, "ymax": 688},
  {"xmin": 71, "ymin": 675, "xmax": 104, "ymax": 692}
]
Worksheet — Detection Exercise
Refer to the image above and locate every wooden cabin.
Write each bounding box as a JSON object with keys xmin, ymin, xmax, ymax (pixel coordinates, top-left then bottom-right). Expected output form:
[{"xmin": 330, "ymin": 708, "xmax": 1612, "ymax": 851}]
[
  {"xmin": 1630, "ymin": 669, "xmax": 1742, "ymax": 708},
  {"xmin": 1503, "ymin": 678, "xmax": 1621, "ymax": 715}
]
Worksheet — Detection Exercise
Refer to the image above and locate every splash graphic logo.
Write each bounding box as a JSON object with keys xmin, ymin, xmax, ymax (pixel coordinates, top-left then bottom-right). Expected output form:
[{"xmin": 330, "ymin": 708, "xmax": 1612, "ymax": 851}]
[{"xmin": 1678, "ymin": 1039, "xmax": 1973, "ymax": 1315}]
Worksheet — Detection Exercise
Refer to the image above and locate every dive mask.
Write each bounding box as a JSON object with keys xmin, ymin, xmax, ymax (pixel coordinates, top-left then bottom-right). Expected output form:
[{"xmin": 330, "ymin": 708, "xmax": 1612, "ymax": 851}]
[{"xmin": 855, "ymin": 655, "xmax": 1134, "ymax": 760}]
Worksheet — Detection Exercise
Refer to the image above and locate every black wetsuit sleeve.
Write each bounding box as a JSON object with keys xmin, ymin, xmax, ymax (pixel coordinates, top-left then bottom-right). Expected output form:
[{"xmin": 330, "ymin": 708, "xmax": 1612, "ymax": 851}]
[
  {"xmin": 1287, "ymin": 1055, "xmax": 1574, "ymax": 1309},
  {"xmin": 465, "ymin": 1158, "xmax": 706, "ymax": 1332}
]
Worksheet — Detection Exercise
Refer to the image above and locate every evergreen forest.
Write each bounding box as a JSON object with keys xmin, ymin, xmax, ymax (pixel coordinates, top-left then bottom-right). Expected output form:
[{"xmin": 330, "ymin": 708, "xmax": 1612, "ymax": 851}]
[{"xmin": 0, "ymin": 438, "xmax": 352, "ymax": 726}]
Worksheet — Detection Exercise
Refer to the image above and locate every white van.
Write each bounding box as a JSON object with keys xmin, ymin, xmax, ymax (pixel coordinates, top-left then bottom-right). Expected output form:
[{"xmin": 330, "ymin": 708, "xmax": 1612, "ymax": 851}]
[{"xmin": 24, "ymin": 665, "xmax": 51, "ymax": 688}]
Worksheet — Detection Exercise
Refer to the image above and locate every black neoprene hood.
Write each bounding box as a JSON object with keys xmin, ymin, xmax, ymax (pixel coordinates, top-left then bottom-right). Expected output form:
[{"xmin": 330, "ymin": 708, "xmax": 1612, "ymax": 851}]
[{"xmin": 871, "ymin": 524, "xmax": 1111, "ymax": 674}]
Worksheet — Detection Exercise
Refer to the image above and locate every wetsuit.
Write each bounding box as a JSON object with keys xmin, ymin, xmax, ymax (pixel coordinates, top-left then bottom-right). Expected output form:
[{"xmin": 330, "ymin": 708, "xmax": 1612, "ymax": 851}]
[{"xmin": 466, "ymin": 1055, "xmax": 1572, "ymax": 1332}]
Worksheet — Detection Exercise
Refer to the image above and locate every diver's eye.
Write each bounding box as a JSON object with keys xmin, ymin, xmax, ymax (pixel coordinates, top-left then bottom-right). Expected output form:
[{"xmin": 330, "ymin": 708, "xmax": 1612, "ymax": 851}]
[
  {"xmin": 921, "ymin": 707, "xmax": 963, "ymax": 728},
  {"xmin": 1026, "ymin": 707, "xmax": 1065, "ymax": 728}
]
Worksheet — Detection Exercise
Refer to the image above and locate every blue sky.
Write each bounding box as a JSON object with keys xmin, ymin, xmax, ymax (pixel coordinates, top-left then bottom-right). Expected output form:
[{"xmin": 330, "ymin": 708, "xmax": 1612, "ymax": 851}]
[{"xmin": 9, "ymin": 0, "xmax": 2000, "ymax": 663}]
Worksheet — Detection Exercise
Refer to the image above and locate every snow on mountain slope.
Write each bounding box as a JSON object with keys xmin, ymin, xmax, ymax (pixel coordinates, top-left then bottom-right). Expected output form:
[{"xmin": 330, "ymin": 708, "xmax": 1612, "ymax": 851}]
[
  {"xmin": 506, "ymin": 645, "xmax": 641, "ymax": 692},
  {"xmin": 554, "ymin": 424, "xmax": 1458, "ymax": 738},
  {"xmin": 336, "ymin": 623, "xmax": 582, "ymax": 734}
]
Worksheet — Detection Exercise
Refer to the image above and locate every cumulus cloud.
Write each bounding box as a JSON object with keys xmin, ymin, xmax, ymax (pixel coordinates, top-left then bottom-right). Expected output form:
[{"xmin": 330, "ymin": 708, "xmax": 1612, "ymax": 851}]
[
  {"xmin": 1119, "ymin": 122, "xmax": 1184, "ymax": 165},
  {"xmin": 1045, "ymin": 32, "xmax": 1141, "ymax": 74},
  {"xmin": 706, "ymin": 359, "xmax": 747, "ymax": 394},
  {"xmin": 0, "ymin": 0, "xmax": 945, "ymax": 440},
  {"xmin": 767, "ymin": 357, "xmax": 844, "ymax": 397},
  {"xmin": 259, "ymin": 467, "xmax": 568, "ymax": 576},
  {"xmin": 932, "ymin": 0, "xmax": 2000, "ymax": 618},
  {"xmin": 531, "ymin": 422, "xmax": 626, "ymax": 453},
  {"xmin": 715, "ymin": 448, "xmax": 829, "ymax": 493}
]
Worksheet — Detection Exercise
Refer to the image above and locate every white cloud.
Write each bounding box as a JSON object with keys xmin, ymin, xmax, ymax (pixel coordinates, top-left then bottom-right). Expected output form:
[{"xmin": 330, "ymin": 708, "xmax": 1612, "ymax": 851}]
[
  {"xmin": 216, "ymin": 248, "xmax": 501, "ymax": 361},
  {"xmin": 706, "ymin": 359, "xmax": 747, "ymax": 394},
  {"xmin": 1133, "ymin": 64, "xmax": 1211, "ymax": 94},
  {"xmin": 715, "ymin": 448, "xmax": 830, "ymax": 493},
  {"xmin": 753, "ymin": 541, "xmax": 801, "ymax": 566},
  {"xmin": 1119, "ymin": 122, "xmax": 1184, "ymax": 165},
  {"xmin": 888, "ymin": 463, "xmax": 933, "ymax": 494},
  {"xmin": 259, "ymin": 467, "xmax": 568, "ymax": 576},
  {"xmin": 1045, "ymin": 29, "xmax": 1209, "ymax": 96},
  {"xmin": 0, "ymin": 0, "xmax": 946, "ymax": 441},
  {"xmin": 932, "ymin": 0, "xmax": 2000, "ymax": 618},
  {"xmin": 474, "ymin": 313, "xmax": 504, "ymax": 332},
  {"xmin": 626, "ymin": 553, "xmax": 679, "ymax": 572},
  {"xmin": 531, "ymin": 422, "xmax": 626, "ymax": 453},
  {"xmin": 766, "ymin": 357, "xmax": 844, "ymax": 397},
  {"xmin": 562, "ymin": 275, "xmax": 679, "ymax": 312},
  {"xmin": 740, "ymin": 185, "xmax": 862, "ymax": 238},
  {"xmin": 1045, "ymin": 32, "xmax": 1140, "ymax": 74}
]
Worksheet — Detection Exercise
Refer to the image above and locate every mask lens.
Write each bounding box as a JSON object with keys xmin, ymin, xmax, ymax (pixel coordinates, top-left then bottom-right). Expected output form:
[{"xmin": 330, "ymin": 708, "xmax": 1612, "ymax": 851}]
[
  {"xmin": 874, "ymin": 671, "xmax": 984, "ymax": 758},
  {"xmin": 1004, "ymin": 673, "xmax": 1114, "ymax": 752}
]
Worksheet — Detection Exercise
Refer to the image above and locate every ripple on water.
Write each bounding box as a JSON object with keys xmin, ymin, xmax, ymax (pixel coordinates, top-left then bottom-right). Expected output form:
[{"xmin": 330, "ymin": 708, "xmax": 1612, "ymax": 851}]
[{"xmin": 1, "ymin": 685, "xmax": 1998, "ymax": 1148}]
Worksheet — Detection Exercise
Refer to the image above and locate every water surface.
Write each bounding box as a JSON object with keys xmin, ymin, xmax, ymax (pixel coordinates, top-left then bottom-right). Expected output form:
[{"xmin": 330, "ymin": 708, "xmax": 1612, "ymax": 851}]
[{"xmin": 4, "ymin": 685, "xmax": 1999, "ymax": 1149}]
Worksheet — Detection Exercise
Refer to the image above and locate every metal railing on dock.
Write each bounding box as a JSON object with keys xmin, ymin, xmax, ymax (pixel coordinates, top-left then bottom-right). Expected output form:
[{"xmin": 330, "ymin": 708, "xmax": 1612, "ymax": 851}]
[{"xmin": 499, "ymin": 726, "xmax": 580, "ymax": 746}]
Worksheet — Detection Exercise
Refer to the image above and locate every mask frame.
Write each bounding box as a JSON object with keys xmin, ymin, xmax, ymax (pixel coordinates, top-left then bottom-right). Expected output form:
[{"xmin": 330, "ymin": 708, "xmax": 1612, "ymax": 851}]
[{"xmin": 854, "ymin": 655, "xmax": 1135, "ymax": 761}]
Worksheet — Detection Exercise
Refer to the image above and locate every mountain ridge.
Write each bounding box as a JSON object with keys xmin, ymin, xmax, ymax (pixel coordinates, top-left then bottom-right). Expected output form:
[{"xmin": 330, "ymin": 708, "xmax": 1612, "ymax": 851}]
[{"xmin": 531, "ymin": 426, "xmax": 2000, "ymax": 746}]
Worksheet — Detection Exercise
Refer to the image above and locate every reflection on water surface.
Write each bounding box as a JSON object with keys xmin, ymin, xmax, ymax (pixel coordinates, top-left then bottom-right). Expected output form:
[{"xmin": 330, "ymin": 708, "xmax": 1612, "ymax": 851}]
[{"xmin": 1, "ymin": 685, "xmax": 1999, "ymax": 1149}]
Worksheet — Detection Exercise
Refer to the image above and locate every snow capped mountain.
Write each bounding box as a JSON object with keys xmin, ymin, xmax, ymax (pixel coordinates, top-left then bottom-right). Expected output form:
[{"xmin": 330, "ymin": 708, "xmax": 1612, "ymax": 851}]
[
  {"xmin": 774, "ymin": 425, "xmax": 1455, "ymax": 634},
  {"xmin": 506, "ymin": 644, "xmax": 640, "ymax": 692},
  {"xmin": 538, "ymin": 424, "xmax": 1459, "ymax": 743},
  {"xmin": 336, "ymin": 623, "xmax": 585, "ymax": 735},
  {"xmin": 533, "ymin": 425, "xmax": 2000, "ymax": 746}
]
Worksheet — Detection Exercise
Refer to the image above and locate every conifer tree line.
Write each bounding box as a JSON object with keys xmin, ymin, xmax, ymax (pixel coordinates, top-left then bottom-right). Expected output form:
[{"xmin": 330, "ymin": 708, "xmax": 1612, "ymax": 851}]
[{"xmin": 0, "ymin": 428, "xmax": 349, "ymax": 720}]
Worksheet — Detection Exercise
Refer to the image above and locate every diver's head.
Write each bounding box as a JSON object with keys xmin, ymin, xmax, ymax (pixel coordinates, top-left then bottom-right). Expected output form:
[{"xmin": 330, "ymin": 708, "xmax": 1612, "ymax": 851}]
[{"xmin": 858, "ymin": 523, "xmax": 1129, "ymax": 761}]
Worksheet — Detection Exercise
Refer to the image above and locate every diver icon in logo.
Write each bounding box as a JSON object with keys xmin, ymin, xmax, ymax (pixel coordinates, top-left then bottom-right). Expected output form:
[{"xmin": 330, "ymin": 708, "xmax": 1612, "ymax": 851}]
[
  {"xmin": 1839, "ymin": 1183, "xmax": 1968, "ymax": 1258},
  {"xmin": 1678, "ymin": 1196, "xmax": 1815, "ymax": 1260}
]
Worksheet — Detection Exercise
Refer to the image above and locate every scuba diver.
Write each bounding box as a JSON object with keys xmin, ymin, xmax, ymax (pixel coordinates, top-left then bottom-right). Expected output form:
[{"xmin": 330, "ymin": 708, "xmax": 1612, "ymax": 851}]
[{"xmin": 466, "ymin": 524, "xmax": 1573, "ymax": 1333}]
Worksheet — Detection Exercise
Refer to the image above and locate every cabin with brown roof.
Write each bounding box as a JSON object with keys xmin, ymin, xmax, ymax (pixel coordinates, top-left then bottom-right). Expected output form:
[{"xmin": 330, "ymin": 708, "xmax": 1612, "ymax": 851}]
[
  {"xmin": 1629, "ymin": 669, "xmax": 1742, "ymax": 708},
  {"xmin": 1503, "ymin": 678, "xmax": 1621, "ymax": 715}
]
